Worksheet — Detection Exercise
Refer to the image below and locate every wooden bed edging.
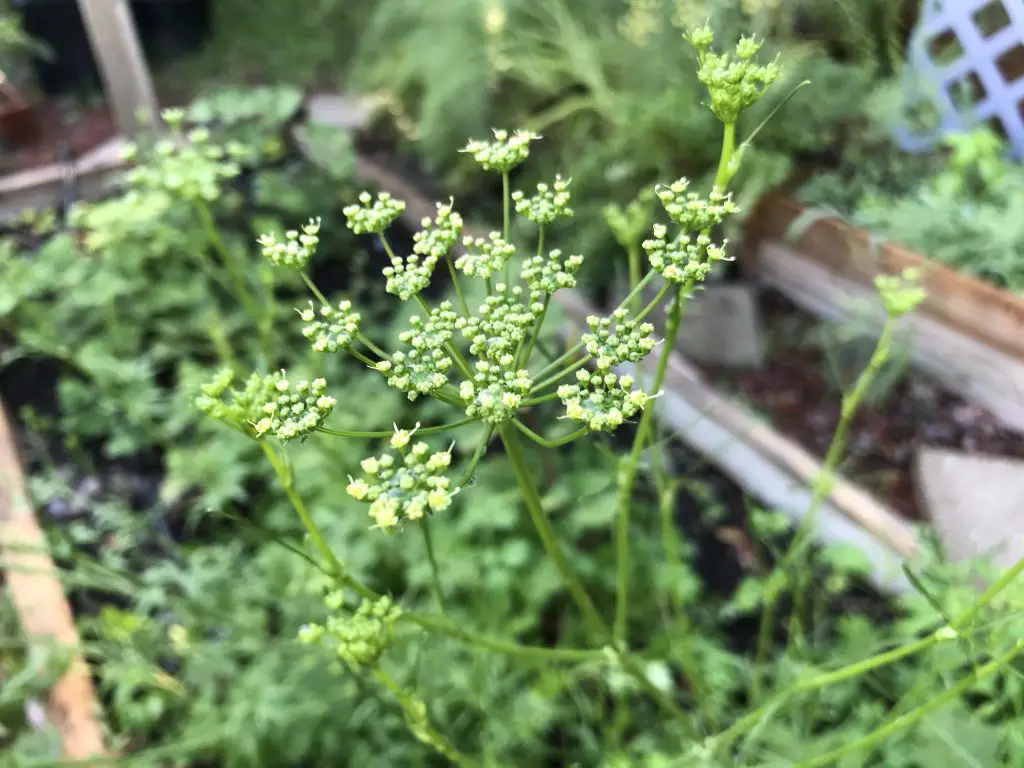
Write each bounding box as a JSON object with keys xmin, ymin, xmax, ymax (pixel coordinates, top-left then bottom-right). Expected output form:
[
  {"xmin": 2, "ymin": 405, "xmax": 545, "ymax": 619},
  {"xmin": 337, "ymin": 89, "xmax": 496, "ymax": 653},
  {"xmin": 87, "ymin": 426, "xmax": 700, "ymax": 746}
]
[
  {"xmin": 0, "ymin": 403, "xmax": 108, "ymax": 760},
  {"xmin": 746, "ymin": 194, "xmax": 1024, "ymax": 362},
  {"xmin": 348, "ymin": 152, "xmax": 921, "ymax": 596}
]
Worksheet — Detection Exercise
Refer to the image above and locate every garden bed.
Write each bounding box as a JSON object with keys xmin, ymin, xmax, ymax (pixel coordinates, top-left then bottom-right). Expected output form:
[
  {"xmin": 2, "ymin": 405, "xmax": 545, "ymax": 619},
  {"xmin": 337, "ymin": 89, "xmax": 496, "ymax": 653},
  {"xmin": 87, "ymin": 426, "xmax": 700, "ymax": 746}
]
[
  {"xmin": 746, "ymin": 194, "xmax": 1024, "ymax": 434},
  {"xmin": 695, "ymin": 286, "xmax": 1024, "ymax": 522}
]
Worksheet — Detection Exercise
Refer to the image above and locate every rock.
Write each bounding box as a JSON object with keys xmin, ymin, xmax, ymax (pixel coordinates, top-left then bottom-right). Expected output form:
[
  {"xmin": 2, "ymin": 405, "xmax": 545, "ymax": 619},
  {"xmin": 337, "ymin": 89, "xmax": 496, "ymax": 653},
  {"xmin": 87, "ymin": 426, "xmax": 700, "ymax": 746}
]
[
  {"xmin": 914, "ymin": 447, "xmax": 1024, "ymax": 570},
  {"xmin": 305, "ymin": 93, "xmax": 373, "ymax": 131},
  {"xmin": 675, "ymin": 283, "xmax": 767, "ymax": 368}
]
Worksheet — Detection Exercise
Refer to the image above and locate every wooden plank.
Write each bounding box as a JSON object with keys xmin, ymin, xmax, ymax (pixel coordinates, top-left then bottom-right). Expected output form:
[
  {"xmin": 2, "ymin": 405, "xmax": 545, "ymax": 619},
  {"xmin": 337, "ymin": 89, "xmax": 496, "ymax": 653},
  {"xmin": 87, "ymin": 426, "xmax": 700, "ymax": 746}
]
[
  {"xmin": 747, "ymin": 194, "xmax": 1024, "ymax": 362},
  {"xmin": 759, "ymin": 242, "xmax": 1024, "ymax": 435},
  {"xmin": 0, "ymin": 404, "xmax": 108, "ymax": 759},
  {"xmin": 348, "ymin": 152, "xmax": 921, "ymax": 582},
  {"xmin": 77, "ymin": 0, "xmax": 159, "ymax": 137}
]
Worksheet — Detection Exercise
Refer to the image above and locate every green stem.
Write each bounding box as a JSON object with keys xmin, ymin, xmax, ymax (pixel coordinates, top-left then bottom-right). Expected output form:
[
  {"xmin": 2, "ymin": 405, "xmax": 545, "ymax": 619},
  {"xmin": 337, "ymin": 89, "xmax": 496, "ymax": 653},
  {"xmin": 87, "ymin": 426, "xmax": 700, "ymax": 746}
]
[
  {"xmin": 457, "ymin": 427, "xmax": 494, "ymax": 488},
  {"xmin": 627, "ymin": 243, "xmax": 641, "ymax": 312},
  {"xmin": 196, "ymin": 200, "xmax": 271, "ymax": 362},
  {"xmin": 531, "ymin": 355, "xmax": 591, "ymax": 394},
  {"xmin": 714, "ymin": 122, "xmax": 736, "ymax": 190},
  {"xmin": 613, "ymin": 287, "xmax": 686, "ymax": 643},
  {"xmin": 522, "ymin": 391, "xmax": 561, "ymax": 407},
  {"xmin": 357, "ymin": 332, "xmax": 390, "ymax": 360},
  {"xmin": 635, "ymin": 282, "xmax": 671, "ymax": 324},
  {"xmin": 502, "ymin": 171, "xmax": 511, "ymax": 288},
  {"xmin": 445, "ymin": 252, "xmax": 471, "ymax": 316},
  {"xmin": 301, "ymin": 271, "xmax": 330, "ymax": 306},
  {"xmin": 518, "ymin": 294, "xmax": 551, "ymax": 368},
  {"xmin": 795, "ymin": 640, "xmax": 1024, "ymax": 767},
  {"xmin": 512, "ymin": 419, "xmax": 588, "ymax": 449},
  {"xmin": 499, "ymin": 424, "xmax": 607, "ymax": 634},
  {"xmin": 317, "ymin": 416, "xmax": 476, "ymax": 439},
  {"xmin": 373, "ymin": 667, "xmax": 483, "ymax": 768},
  {"xmin": 351, "ymin": 348, "xmax": 379, "ymax": 368},
  {"xmin": 753, "ymin": 319, "xmax": 896, "ymax": 696},
  {"xmin": 260, "ymin": 440, "xmax": 345, "ymax": 579},
  {"xmin": 420, "ymin": 516, "xmax": 447, "ymax": 612},
  {"xmin": 497, "ymin": 423, "xmax": 693, "ymax": 731}
]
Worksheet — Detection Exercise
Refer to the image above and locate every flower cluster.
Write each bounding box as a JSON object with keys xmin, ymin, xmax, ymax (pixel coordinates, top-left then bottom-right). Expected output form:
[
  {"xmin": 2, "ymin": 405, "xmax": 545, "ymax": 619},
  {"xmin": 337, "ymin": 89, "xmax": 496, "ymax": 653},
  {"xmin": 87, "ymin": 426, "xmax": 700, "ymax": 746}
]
[
  {"xmin": 125, "ymin": 111, "xmax": 248, "ymax": 202},
  {"xmin": 298, "ymin": 592, "xmax": 402, "ymax": 668},
  {"xmin": 343, "ymin": 191, "xmax": 406, "ymax": 235},
  {"xmin": 461, "ymin": 286, "xmax": 537, "ymax": 360},
  {"xmin": 691, "ymin": 28, "xmax": 781, "ymax": 124},
  {"xmin": 345, "ymin": 426, "xmax": 459, "ymax": 531},
  {"xmin": 520, "ymin": 248, "xmax": 584, "ymax": 296},
  {"xmin": 642, "ymin": 223, "xmax": 730, "ymax": 284},
  {"xmin": 252, "ymin": 372, "xmax": 337, "ymax": 441},
  {"xmin": 412, "ymin": 199, "xmax": 464, "ymax": 261},
  {"xmin": 512, "ymin": 176, "xmax": 573, "ymax": 225},
  {"xmin": 460, "ymin": 360, "xmax": 533, "ymax": 425},
  {"xmin": 258, "ymin": 218, "xmax": 322, "ymax": 269},
  {"xmin": 298, "ymin": 298, "xmax": 361, "ymax": 353},
  {"xmin": 460, "ymin": 129, "xmax": 541, "ymax": 173},
  {"xmin": 582, "ymin": 309, "xmax": 657, "ymax": 371},
  {"xmin": 558, "ymin": 370, "xmax": 650, "ymax": 432},
  {"xmin": 377, "ymin": 303, "xmax": 459, "ymax": 400},
  {"xmin": 655, "ymin": 179, "xmax": 737, "ymax": 232},
  {"xmin": 195, "ymin": 368, "xmax": 275, "ymax": 433},
  {"xmin": 455, "ymin": 231, "xmax": 516, "ymax": 280}
]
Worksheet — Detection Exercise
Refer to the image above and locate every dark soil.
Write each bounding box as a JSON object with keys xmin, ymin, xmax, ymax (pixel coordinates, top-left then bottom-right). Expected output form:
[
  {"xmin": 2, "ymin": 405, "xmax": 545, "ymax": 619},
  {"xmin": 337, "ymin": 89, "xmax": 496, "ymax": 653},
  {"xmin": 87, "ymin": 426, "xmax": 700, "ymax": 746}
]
[{"xmin": 697, "ymin": 288, "xmax": 1024, "ymax": 521}]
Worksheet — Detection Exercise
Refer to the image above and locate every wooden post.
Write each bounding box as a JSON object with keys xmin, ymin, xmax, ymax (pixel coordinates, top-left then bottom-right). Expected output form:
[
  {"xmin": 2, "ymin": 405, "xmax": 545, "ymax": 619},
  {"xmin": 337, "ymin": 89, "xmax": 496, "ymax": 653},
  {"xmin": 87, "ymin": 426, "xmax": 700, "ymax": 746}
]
[
  {"xmin": 76, "ymin": 0, "xmax": 159, "ymax": 137},
  {"xmin": 0, "ymin": 404, "xmax": 108, "ymax": 759}
]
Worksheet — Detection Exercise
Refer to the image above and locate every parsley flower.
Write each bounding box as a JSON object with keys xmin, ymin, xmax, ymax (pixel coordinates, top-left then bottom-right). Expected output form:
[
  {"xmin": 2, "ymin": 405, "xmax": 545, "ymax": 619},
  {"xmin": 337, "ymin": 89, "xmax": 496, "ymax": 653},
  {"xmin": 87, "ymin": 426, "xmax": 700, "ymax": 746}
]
[
  {"xmin": 558, "ymin": 370, "xmax": 651, "ymax": 432},
  {"xmin": 298, "ymin": 299, "xmax": 361, "ymax": 352},
  {"xmin": 460, "ymin": 129, "xmax": 541, "ymax": 173}
]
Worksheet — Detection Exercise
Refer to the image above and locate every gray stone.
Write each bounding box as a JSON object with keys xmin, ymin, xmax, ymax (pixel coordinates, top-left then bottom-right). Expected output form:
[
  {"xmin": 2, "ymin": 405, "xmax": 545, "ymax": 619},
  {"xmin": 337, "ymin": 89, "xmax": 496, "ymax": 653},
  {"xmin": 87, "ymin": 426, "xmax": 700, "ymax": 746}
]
[
  {"xmin": 305, "ymin": 93, "xmax": 373, "ymax": 131},
  {"xmin": 675, "ymin": 283, "xmax": 766, "ymax": 368},
  {"xmin": 914, "ymin": 447, "xmax": 1024, "ymax": 569}
]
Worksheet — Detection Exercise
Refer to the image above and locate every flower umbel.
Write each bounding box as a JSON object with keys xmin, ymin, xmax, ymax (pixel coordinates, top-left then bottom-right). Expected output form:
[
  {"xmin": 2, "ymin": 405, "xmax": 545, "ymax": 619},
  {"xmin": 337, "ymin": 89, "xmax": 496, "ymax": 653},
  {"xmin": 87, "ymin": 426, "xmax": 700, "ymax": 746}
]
[
  {"xmin": 456, "ymin": 231, "xmax": 516, "ymax": 280},
  {"xmin": 376, "ymin": 302, "xmax": 458, "ymax": 400},
  {"xmin": 511, "ymin": 176, "xmax": 574, "ymax": 225},
  {"xmin": 253, "ymin": 371, "xmax": 337, "ymax": 441},
  {"xmin": 520, "ymin": 248, "xmax": 584, "ymax": 296},
  {"xmin": 642, "ymin": 223, "xmax": 731, "ymax": 284},
  {"xmin": 346, "ymin": 426, "xmax": 459, "ymax": 531},
  {"xmin": 343, "ymin": 191, "xmax": 406, "ymax": 235},
  {"xmin": 655, "ymin": 179, "xmax": 738, "ymax": 232},
  {"xmin": 296, "ymin": 299, "xmax": 360, "ymax": 353},
  {"xmin": 413, "ymin": 199, "xmax": 464, "ymax": 261},
  {"xmin": 258, "ymin": 218, "xmax": 322, "ymax": 269},
  {"xmin": 558, "ymin": 370, "xmax": 651, "ymax": 432},
  {"xmin": 460, "ymin": 129, "xmax": 541, "ymax": 173},
  {"xmin": 582, "ymin": 309, "xmax": 657, "ymax": 371},
  {"xmin": 691, "ymin": 28, "xmax": 781, "ymax": 124}
]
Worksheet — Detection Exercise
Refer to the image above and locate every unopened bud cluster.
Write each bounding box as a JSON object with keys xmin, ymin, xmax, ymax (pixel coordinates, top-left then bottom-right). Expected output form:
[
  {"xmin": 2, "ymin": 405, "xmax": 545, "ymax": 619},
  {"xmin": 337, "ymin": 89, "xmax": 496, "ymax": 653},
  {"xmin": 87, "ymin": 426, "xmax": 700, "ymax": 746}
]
[
  {"xmin": 582, "ymin": 309, "xmax": 657, "ymax": 371},
  {"xmin": 298, "ymin": 298, "xmax": 361, "ymax": 353},
  {"xmin": 643, "ymin": 223, "xmax": 730, "ymax": 284},
  {"xmin": 460, "ymin": 129, "xmax": 540, "ymax": 173},
  {"xmin": 343, "ymin": 191, "xmax": 406, "ymax": 235},
  {"xmin": 346, "ymin": 426, "xmax": 458, "ymax": 531},
  {"xmin": 258, "ymin": 218, "xmax": 322, "ymax": 269},
  {"xmin": 558, "ymin": 370, "xmax": 650, "ymax": 432},
  {"xmin": 511, "ymin": 176, "xmax": 574, "ymax": 225},
  {"xmin": 196, "ymin": 369, "xmax": 276, "ymax": 434},
  {"xmin": 520, "ymin": 248, "xmax": 584, "ymax": 295},
  {"xmin": 456, "ymin": 231, "xmax": 515, "ymax": 280},
  {"xmin": 413, "ymin": 199, "xmax": 464, "ymax": 260},
  {"xmin": 377, "ymin": 303, "xmax": 459, "ymax": 400},
  {"xmin": 655, "ymin": 180, "xmax": 738, "ymax": 232},
  {"xmin": 298, "ymin": 593, "xmax": 402, "ymax": 668},
  {"xmin": 693, "ymin": 29, "xmax": 781, "ymax": 124},
  {"xmin": 253, "ymin": 372, "xmax": 337, "ymax": 441}
]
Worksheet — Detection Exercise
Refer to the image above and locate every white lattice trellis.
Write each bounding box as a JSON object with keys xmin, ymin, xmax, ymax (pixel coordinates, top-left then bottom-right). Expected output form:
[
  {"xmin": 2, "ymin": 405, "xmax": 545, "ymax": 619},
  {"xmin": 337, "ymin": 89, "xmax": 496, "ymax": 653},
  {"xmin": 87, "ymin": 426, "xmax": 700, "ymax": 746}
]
[{"xmin": 896, "ymin": 0, "xmax": 1024, "ymax": 158}]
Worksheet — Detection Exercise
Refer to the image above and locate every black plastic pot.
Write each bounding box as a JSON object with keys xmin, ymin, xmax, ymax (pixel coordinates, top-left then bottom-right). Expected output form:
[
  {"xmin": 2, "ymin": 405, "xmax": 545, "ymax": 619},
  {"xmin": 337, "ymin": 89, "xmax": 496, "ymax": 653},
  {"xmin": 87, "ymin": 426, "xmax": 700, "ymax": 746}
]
[{"xmin": 15, "ymin": 0, "xmax": 212, "ymax": 97}]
